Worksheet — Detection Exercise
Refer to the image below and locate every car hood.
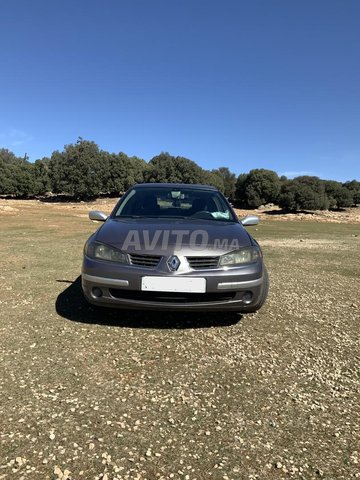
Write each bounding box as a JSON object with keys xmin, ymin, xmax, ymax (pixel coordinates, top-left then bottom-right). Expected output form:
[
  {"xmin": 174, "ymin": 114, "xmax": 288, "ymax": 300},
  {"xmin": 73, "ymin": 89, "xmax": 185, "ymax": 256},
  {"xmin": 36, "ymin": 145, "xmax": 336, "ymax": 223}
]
[{"xmin": 95, "ymin": 218, "xmax": 252, "ymax": 255}]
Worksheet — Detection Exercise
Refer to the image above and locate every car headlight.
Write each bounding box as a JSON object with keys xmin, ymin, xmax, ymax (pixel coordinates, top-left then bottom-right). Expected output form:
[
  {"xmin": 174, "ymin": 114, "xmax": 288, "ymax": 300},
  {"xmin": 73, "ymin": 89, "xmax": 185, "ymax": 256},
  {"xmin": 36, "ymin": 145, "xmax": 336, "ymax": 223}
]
[
  {"xmin": 219, "ymin": 247, "xmax": 261, "ymax": 266},
  {"xmin": 86, "ymin": 241, "xmax": 129, "ymax": 264}
]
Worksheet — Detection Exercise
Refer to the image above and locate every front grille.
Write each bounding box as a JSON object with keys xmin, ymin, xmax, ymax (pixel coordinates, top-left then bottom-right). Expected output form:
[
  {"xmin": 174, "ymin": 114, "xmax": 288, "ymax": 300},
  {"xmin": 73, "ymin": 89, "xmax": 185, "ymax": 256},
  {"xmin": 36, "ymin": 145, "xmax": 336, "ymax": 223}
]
[
  {"xmin": 186, "ymin": 256, "xmax": 220, "ymax": 269},
  {"xmin": 128, "ymin": 253, "xmax": 162, "ymax": 268},
  {"xmin": 109, "ymin": 289, "xmax": 236, "ymax": 303}
]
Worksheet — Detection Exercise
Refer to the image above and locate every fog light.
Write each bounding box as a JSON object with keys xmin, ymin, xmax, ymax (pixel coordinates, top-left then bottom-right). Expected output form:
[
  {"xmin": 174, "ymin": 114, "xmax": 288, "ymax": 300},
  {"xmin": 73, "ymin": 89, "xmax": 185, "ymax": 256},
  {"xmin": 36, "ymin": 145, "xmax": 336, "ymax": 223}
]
[
  {"xmin": 92, "ymin": 287, "xmax": 103, "ymax": 298},
  {"xmin": 243, "ymin": 291, "xmax": 253, "ymax": 304}
]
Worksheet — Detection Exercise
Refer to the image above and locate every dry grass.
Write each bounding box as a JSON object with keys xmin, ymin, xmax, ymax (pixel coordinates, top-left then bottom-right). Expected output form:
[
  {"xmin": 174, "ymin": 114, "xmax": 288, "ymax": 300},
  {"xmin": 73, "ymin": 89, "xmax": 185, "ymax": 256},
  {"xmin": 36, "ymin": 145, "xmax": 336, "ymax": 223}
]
[{"xmin": 0, "ymin": 199, "xmax": 359, "ymax": 480}]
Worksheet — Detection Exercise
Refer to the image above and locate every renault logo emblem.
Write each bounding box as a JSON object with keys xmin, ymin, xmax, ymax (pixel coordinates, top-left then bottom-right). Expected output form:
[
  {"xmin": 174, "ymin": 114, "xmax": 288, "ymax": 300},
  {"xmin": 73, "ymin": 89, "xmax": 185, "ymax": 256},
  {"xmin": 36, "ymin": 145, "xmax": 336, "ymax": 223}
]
[{"xmin": 167, "ymin": 255, "xmax": 180, "ymax": 271}]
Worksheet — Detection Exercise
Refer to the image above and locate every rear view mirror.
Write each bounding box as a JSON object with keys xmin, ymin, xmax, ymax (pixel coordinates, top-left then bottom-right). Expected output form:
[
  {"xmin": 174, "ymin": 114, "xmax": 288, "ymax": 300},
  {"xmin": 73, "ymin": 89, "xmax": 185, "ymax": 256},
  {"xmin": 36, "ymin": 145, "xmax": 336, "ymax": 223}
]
[
  {"xmin": 241, "ymin": 215, "xmax": 259, "ymax": 226},
  {"xmin": 89, "ymin": 210, "xmax": 108, "ymax": 222}
]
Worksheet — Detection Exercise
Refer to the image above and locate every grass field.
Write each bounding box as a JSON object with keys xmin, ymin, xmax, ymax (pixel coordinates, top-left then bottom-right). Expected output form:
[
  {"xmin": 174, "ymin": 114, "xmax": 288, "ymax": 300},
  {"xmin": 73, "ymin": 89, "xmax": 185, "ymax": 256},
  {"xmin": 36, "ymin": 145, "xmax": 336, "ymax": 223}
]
[{"xmin": 0, "ymin": 200, "xmax": 359, "ymax": 480}]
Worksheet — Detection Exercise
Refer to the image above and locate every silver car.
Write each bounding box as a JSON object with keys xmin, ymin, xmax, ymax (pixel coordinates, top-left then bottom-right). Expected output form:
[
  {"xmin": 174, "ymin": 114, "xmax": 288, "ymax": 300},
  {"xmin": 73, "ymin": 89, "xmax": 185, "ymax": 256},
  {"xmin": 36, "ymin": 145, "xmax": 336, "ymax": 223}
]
[{"xmin": 82, "ymin": 183, "xmax": 269, "ymax": 313}]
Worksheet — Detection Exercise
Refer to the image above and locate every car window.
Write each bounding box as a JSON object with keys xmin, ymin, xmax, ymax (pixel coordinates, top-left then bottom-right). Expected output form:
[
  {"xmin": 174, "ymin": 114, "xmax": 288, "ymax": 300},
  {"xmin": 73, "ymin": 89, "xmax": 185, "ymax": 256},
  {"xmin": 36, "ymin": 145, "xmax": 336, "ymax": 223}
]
[{"xmin": 114, "ymin": 187, "xmax": 236, "ymax": 221}]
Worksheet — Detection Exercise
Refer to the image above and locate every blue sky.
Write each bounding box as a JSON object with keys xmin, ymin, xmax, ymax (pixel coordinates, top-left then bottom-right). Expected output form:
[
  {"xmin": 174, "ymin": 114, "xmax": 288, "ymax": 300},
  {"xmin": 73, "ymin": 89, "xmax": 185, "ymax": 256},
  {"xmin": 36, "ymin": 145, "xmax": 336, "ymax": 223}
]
[{"xmin": 1, "ymin": 0, "xmax": 359, "ymax": 182}]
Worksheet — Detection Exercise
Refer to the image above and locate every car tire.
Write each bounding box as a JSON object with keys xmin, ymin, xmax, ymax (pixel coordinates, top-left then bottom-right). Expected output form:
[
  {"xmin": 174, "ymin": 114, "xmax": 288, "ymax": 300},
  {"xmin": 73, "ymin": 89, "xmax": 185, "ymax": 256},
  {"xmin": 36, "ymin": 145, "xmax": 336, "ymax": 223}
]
[{"xmin": 240, "ymin": 266, "xmax": 269, "ymax": 314}]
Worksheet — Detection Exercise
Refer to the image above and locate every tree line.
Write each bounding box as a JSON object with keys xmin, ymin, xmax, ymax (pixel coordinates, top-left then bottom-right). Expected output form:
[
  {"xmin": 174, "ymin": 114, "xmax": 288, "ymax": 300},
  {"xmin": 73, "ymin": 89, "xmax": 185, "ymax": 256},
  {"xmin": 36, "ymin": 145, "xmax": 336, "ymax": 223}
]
[{"xmin": 1, "ymin": 138, "xmax": 359, "ymax": 211}]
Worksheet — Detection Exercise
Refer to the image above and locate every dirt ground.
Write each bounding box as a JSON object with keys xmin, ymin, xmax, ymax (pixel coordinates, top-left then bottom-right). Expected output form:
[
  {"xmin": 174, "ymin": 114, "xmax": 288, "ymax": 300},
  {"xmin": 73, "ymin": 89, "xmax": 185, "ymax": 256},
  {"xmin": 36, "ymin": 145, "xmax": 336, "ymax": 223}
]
[
  {"xmin": 0, "ymin": 198, "xmax": 359, "ymax": 480},
  {"xmin": 234, "ymin": 205, "xmax": 360, "ymax": 224},
  {"xmin": 1, "ymin": 198, "xmax": 360, "ymax": 224}
]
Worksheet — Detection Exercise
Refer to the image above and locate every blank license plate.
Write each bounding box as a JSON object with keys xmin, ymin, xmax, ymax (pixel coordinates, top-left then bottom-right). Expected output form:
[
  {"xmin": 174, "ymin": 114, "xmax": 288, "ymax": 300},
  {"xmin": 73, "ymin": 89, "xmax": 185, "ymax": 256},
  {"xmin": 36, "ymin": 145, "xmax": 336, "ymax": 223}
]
[{"xmin": 141, "ymin": 276, "xmax": 206, "ymax": 293}]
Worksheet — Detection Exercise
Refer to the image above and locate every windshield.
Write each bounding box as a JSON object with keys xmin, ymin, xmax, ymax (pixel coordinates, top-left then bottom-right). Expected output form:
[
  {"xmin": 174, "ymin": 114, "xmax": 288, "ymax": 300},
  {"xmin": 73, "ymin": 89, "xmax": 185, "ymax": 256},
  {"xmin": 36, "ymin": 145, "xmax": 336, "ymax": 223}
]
[{"xmin": 114, "ymin": 187, "xmax": 236, "ymax": 222}]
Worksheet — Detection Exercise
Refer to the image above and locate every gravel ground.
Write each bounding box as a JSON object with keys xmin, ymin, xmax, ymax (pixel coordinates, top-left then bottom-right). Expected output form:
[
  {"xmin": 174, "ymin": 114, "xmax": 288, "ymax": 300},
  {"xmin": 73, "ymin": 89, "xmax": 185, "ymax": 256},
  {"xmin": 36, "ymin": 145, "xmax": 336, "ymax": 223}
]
[{"xmin": 0, "ymin": 199, "xmax": 359, "ymax": 480}]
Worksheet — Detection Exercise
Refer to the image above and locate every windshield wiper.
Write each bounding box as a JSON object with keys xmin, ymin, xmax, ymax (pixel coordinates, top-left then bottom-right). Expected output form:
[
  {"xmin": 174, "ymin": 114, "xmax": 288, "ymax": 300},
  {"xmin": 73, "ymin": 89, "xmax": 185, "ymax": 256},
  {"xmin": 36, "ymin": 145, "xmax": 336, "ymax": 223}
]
[
  {"xmin": 156, "ymin": 215, "xmax": 187, "ymax": 219},
  {"xmin": 116, "ymin": 215, "xmax": 188, "ymax": 219},
  {"xmin": 186, "ymin": 217, "xmax": 236, "ymax": 223}
]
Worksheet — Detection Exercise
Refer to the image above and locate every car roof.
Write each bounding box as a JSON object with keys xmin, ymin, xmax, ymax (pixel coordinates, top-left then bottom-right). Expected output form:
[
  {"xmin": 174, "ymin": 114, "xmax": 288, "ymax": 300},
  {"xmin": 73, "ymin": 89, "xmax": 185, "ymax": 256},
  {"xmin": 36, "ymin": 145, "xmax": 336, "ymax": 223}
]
[{"xmin": 133, "ymin": 183, "xmax": 218, "ymax": 191}]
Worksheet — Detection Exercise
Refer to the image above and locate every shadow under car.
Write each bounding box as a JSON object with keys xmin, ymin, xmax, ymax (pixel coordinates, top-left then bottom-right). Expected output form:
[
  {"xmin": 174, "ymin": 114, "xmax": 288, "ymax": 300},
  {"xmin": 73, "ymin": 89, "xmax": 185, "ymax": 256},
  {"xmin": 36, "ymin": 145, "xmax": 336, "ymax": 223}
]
[{"xmin": 55, "ymin": 277, "xmax": 242, "ymax": 329}]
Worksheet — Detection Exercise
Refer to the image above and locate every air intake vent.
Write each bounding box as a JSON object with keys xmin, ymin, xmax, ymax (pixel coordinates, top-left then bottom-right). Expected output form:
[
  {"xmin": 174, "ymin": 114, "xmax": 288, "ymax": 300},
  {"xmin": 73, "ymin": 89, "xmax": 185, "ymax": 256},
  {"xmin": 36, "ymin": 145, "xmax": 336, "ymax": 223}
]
[
  {"xmin": 129, "ymin": 253, "xmax": 161, "ymax": 268},
  {"xmin": 186, "ymin": 256, "xmax": 220, "ymax": 269},
  {"xmin": 109, "ymin": 289, "xmax": 236, "ymax": 303}
]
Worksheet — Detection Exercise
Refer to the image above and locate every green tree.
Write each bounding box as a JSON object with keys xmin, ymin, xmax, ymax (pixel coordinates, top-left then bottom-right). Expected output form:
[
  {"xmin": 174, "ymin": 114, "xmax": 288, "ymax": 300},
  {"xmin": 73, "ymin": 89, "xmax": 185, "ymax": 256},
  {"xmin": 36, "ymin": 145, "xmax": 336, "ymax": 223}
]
[
  {"xmin": 104, "ymin": 152, "xmax": 147, "ymax": 194},
  {"xmin": 323, "ymin": 180, "xmax": 353, "ymax": 209},
  {"xmin": 235, "ymin": 169, "xmax": 280, "ymax": 208},
  {"xmin": 33, "ymin": 158, "xmax": 51, "ymax": 195},
  {"xmin": 49, "ymin": 138, "xmax": 105, "ymax": 198},
  {"xmin": 0, "ymin": 149, "xmax": 35, "ymax": 196},
  {"xmin": 344, "ymin": 180, "xmax": 360, "ymax": 205},
  {"xmin": 201, "ymin": 170, "xmax": 225, "ymax": 191},
  {"xmin": 235, "ymin": 173, "xmax": 248, "ymax": 206},
  {"xmin": 278, "ymin": 176, "xmax": 329, "ymax": 211},
  {"xmin": 277, "ymin": 180, "xmax": 297, "ymax": 211},
  {"xmin": 0, "ymin": 150, "xmax": 16, "ymax": 194},
  {"xmin": 212, "ymin": 167, "xmax": 236, "ymax": 199},
  {"xmin": 146, "ymin": 153, "xmax": 205, "ymax": 184}
]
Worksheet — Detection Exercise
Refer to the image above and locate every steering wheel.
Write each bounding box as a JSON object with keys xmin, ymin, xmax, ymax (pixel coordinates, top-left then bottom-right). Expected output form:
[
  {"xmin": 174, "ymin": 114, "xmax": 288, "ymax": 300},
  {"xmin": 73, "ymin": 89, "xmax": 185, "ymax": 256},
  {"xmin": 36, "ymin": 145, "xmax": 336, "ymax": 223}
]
[{"xmin": 190, "ymin": 210, "xmax": 213, "ymax": 219}]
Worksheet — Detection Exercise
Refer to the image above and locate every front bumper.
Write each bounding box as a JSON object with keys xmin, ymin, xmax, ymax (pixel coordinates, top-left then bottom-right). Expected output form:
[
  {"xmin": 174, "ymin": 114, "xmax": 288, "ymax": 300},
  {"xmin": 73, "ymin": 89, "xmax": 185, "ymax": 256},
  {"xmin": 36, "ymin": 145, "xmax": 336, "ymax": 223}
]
[{"xmin": 81, "ymin": 256, "xmax": 265, "ymax": 312}]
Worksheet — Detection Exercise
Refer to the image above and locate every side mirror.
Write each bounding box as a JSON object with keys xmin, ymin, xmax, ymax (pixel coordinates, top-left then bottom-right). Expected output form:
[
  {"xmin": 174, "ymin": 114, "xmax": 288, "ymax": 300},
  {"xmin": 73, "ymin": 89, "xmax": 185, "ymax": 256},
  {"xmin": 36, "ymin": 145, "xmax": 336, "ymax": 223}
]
[
  {"xmin": 89, "ymin": 210, "xmax": 108, "ymax": 222},
  {"xmin": 241, "ymin": 215, "xmax": 259, "ymax": 226}
]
